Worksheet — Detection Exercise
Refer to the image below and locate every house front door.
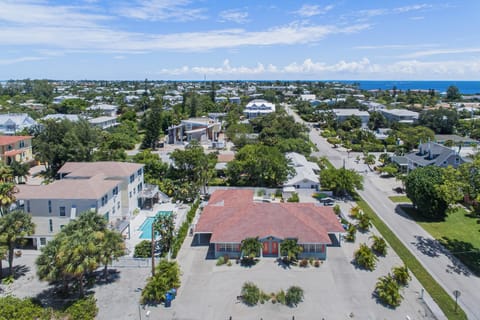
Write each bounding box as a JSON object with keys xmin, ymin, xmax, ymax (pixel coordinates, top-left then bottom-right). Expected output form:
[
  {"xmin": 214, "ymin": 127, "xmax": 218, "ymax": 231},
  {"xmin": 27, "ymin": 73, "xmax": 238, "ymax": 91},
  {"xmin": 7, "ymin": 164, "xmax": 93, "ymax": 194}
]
[
  {"xmin": 262, "ymin": 240, "xmax": 279, "ymax": 256},
  {"xmin": 262, "ymin": 242, "xmax": 269, "ymax": 256}
]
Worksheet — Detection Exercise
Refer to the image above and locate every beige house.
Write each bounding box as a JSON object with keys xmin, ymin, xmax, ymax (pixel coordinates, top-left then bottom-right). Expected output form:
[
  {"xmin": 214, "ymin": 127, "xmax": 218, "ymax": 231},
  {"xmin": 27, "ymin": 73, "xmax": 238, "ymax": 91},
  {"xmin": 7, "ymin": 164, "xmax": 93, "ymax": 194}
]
[{"xmin": 0, "ymin": 135, "xmax": 33, "ymax": 165}]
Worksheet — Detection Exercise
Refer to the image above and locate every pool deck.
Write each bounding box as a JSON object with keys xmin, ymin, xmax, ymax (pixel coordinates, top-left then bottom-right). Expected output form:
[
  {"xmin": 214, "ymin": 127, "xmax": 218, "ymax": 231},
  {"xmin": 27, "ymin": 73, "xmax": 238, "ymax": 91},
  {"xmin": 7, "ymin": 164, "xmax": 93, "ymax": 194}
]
[{"xmin": 125, "ymin": 201, "xmax": 190, "ymax": 256}]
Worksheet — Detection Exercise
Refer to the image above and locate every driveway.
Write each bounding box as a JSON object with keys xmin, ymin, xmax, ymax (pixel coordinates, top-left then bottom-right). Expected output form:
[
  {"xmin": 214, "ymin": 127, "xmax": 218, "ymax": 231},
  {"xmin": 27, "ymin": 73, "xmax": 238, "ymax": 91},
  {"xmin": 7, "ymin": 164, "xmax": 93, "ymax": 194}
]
[{"xmin": 285, "ymin": 104, "xmax": 480, "ymax": 319}]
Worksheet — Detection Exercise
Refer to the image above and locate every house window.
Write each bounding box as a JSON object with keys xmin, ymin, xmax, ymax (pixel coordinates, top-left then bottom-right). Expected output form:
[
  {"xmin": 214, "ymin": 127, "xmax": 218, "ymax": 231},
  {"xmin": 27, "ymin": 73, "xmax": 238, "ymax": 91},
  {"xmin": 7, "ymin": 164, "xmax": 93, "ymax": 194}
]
[
  {"xmin": 129, "ymin": 191, "xmax": 132, "ymax": 198},
  {"xmin": 455, "ymin": 157, "xmax": 460, "ymax": 164},
  {"xmin": 217, "ymin": 243, "xmax": 240, "ymax": 252},
  {"xmin": 19, "ymin": 141, "xmax": 25, "ymax": 148},
  {"xmin": 113, "ymin": 186, "xmax": 118, "ymax": 196},
  {"xmin": 60, "ymin": 225, "xmax": 65, "ymax": 229},
  {"xmin": 49, "ymin": 219, "xmax": 53, "ymax": 232},
  {"xmin": 137, "ymin": 168, "xmax": 143, "ymax": 176},
  {"xmin": 130, "ymin": 174, "xmax": 135, "ymax": 183},
  {"xmin": 59, "ymin": 206, "xmax": 66, "ymax": 217},
  {"xmin": 26, "ymin": 200, "xmax": 30, "ymax": 213},
  {"xmin": 40, "ymin": 238, "xmax": 46, "ymax": 246},
  {"xmin": 117, "ymin": 202, "xmax": 120, "ymax": 209},
  {"xmin": 48, "ymin": 200, "xmax": 52, "ymax": 213}
]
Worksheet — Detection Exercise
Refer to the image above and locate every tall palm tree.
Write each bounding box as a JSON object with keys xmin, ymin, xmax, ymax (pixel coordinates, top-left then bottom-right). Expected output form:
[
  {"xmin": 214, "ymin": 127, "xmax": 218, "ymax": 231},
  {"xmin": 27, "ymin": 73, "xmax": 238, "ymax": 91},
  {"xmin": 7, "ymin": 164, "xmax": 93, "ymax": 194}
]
[
  {"xmin": 0, "ymin": 182, "xmax": 17, "ymax": 217},
  {"xmin": 97, "ymin": 229, "xmax": 125, "ymax": 280},
  {"xmin": 0, "ymin": 210, "xmax": 35, "ymax": 275},
  {"xmin": 240, "ymin": 237, "xmax": 262, "ymax": 259},
  {"xmin": 36, "ymin": 237, "xmax": 70, "ymax": 293},
  {"xmin": 153, "ymin": 213, "xmax": 176, "ymax": 255},
  {"xmin": 370, "ymin": 235, "xmax": 388, "ymax": 256}
]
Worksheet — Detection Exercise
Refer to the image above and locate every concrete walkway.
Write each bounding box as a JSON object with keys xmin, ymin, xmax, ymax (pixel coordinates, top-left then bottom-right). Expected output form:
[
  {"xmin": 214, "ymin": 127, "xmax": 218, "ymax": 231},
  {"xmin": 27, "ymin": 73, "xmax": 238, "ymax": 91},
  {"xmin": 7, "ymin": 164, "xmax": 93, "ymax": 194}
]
[{"xmin": 285, "ymin": 104, "xmax": 480, "ymax": 319}]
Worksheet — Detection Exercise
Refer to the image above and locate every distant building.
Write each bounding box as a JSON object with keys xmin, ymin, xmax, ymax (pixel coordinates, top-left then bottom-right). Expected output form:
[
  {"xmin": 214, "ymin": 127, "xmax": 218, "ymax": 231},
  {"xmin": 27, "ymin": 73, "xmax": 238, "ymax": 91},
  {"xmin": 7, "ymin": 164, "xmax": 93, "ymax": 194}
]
[
  {"xmin": 0, "ymin": 113, "xmax": 37, "ymax": 135},
  {"xmin": 332, "ymin": 109, "xmax": 370, "ymax": 128},
  {"xmin": 229, "ymin": 97, "xmax": 241, "ymax": 104},
  {"xmin": 244, "ymin": 99, "xmax": 275, "ymax": 119},
  {"xmin": 87, "ymin": 103, "xmax": 118, "ymax": 117},
  {"xmin": 53, "ymin": 95, "xmax": 80, "ymax": 104},
  {"xmin": 394, "ymin": 141, "xmax": 467, "ymax": 171},
  {"xmin": 0, "ymin": 135, "xmax": 33, "ymax": 165},
  {"xmin": 42, "ymin": 114, "xmax": 82, "ymax": 122},
  {"xmin": 380, "ymin": 109, "xmax": 419, "ymax": 124},
  {"xmin": 284, "ymin": 152, "xmax": 320, "ymax": 190},
  {"xmin": 88, "ymin": 116, "xmax": 118, "ymax": 130},
  {"xmin": 300, "ymin": 94, "xmax": 316, "ymax": 101},
  {"xmin": 167, "ymin": 117, "xmax": 221, "ymax": 144}
]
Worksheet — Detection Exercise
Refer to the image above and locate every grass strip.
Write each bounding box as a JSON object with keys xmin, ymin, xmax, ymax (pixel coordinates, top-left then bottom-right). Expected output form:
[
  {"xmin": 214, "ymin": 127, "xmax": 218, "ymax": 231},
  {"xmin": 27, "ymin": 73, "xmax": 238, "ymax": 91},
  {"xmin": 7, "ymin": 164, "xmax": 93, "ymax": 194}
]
[
  {"xmin": 388, "ymin": 195, "xmax": 412, "ymax": 203},
  {"xmin": 356, "ymin": 197, "xmax": 467, "ymax": 320}
]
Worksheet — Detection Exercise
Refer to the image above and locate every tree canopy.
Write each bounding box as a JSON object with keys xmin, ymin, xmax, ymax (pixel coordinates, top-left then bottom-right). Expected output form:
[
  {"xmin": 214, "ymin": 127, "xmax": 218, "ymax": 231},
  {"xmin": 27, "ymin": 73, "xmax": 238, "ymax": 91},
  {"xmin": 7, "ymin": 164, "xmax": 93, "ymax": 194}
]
[
  {"xmin": 319, "ymin": 167, "xmax": 363, "ymax": 197},
  {"xmin": 405, "ymin": 165, "xmax": 448, "ymax": 219}
]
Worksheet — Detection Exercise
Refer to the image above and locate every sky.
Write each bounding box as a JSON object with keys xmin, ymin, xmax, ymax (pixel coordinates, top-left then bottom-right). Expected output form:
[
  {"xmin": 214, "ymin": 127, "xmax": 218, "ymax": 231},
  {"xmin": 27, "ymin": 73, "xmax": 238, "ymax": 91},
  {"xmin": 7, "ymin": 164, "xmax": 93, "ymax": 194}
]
[{"xmin": 0, "ymin": 0, "xmax": 479, "ymax": 80}]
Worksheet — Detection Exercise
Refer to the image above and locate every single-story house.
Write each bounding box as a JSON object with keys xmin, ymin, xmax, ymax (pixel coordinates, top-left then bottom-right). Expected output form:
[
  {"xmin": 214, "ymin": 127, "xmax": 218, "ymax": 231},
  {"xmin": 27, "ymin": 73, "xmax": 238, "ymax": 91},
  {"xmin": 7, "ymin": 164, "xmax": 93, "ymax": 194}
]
[
  {"xmin": 194, "ymin": 189, "xmax": 344, "ymax": 260},
  {"xmin": 284, "ymin": 152, "xmax": 320, "ymax": 190}
]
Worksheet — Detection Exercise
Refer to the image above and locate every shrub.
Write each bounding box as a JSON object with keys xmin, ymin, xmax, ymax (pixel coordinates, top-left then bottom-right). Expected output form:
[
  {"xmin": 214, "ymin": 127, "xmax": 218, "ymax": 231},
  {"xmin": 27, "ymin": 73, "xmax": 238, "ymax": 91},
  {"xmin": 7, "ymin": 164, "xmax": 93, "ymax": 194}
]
[
  {"xmin": 241, "ymin": 282, "xmax": 261, "ymax": 306},
  {"xmin": 333, "ymin": 204, "xmax": 341, "ymax": 215},
  {"xmin": 141, "ymin": 260, "xmax": 181, "ymax": 304},
  {"xmin": 344, "ymin": 224, "xmax": 357, "ymax": 242},
  {"xmin": 370, "ymin": 235, "xmax": 388, "ymax": 256},
  {"xmin": 0, "ymin": 296, "xmax": 50, "ymax": 320},
  {"xmin": 227, "ymin": 261, "xmax": 232, "ymax": 267},
  {"xmin": 354, "ymin": 243, "xmax": 378, "ymax": 271},
  {"xmin": 257, "ymin": 189, "xmax": 266, "ymax": 197},
  {"xmin": 171, "ymin": 199, "xmax": 200, "ymax": 258},
  {"xmin": 299, "ymin": 258, "xmax": 309, "ymax": 268},
  {"xmin": 350, "ymin": 206, "xmax": 362, "ymax": 219},
  {"xmin": 392, "ymin": 265, "xmax": 411, "ymax": 286},
  {"xmin": 216, "ymin": 256, "xmax": 225, "ymax": 266},
  {"xmin": 285, "ymin": 286, "xmax": 304, "ymax": 307},
  {"xmin": 287, "ymin": 192, "xmax": 299, "ymax": 202},
  {"xmin": 275, "ymin": 189, "xmax": 283, "ymax": 198},
  {"xmin": 314, "ymin": 260, "xmax": 321, "ymax": 268},
  {"xmin": 1, "ymin": 275, "xmax": 14, "ymax": 285},
  {"xmin": 134, "ymin": 240, "xmax": 152, "ymax": 258},
  {"xmin": 276, "ymin": 289, "xmax": 286, "ymax": 305},
  {"xmin": 357, "ymin": 212, "xmax": 372, "ymax": 231},
  {"xmin": 64, "ymin": 296, "xmax": 98, "ymax": 320},
  {"xmin": 375, "ymin": 274, "xmax": 403, "ymax": 308},
  {"xmin": 223, "ymin": 255, "xmax": 229, "ymax": 264}
]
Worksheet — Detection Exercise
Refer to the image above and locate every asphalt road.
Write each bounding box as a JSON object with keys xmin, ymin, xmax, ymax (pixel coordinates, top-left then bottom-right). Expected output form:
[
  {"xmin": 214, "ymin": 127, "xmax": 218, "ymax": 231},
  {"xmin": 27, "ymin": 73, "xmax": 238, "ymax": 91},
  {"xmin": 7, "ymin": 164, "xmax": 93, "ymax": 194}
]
[{"xmin": 286, "ymin": 104, "xmax": 480, "ymax": 320}]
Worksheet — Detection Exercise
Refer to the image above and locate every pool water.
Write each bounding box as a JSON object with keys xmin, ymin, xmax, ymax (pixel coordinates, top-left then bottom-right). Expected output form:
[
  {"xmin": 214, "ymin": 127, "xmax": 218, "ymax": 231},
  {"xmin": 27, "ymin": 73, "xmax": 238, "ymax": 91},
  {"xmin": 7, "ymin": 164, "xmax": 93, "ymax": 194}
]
[{"xmin": 139, "ymin": 211, "xmax": 173, "ymax": 239}]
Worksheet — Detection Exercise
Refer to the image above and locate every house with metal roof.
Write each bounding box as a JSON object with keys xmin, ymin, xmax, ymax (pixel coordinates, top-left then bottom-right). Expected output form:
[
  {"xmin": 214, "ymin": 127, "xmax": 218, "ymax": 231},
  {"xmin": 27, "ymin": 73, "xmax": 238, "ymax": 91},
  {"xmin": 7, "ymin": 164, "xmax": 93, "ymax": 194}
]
[
  {"xmin": 243, "ymin": 99, "xmax": 276, "ymax": 119},
  {"xmin": 284, "ymin": 152, "xmax": 320, "ymax": 190},
  {"xmin": 194, "ymin": 189, "xmax": 344, "ymax": 260},
  {"xmin": 380, "ymin": 109, "xmax": 419, "ymax": 124},
  {"xmin": 0, "ymin": 113, "xmax": 37, "ymax": 135}
]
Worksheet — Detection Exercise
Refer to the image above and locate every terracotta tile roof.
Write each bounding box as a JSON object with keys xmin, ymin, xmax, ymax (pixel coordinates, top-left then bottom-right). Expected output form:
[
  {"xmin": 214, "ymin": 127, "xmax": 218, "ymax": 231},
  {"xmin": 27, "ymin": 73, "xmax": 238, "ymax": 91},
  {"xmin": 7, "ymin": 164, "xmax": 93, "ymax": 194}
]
[
  {"xmin": 16, "ymin": 175, "xmax": 120, "ymax": 200},
  {"xmin": 0, "ymin": 135, "xmax": 32, "ymax": 146},
  {"xmin": 217, "ymin": 153, "xmax": 235, "ymax": 163},
  {"xmin": 195, "ymin": 189, "xmax": 344, "ymax": 244},
  {"xmin": 57, "ymin": 161, "xmax": 143, "ymax": 178}
]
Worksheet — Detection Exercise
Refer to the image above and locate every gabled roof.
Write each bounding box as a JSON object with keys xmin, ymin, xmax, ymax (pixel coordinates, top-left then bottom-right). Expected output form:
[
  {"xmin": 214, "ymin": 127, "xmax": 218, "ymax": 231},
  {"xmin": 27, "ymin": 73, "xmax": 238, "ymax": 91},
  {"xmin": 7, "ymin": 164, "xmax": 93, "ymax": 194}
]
[
  {"xmin": 57, "ymin": 161, "xmax": 143, "ymax": 178},
  {"xmin": 195, "ymin": 189, "xmax": 344, "ymax": 244}
]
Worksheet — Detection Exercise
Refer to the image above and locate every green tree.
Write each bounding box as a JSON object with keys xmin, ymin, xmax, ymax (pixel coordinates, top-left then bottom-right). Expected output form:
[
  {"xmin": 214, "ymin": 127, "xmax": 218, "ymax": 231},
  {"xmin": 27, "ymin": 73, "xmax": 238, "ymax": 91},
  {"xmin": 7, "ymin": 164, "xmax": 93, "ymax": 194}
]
[
  {"xmin": 405, "ymin": 166, "xmax": 448, "ymax": 219},
  {"xmin": 97, "ymin": 229, "xmax": 125, "ymax": 280},
  {"xmin": 374, "ymin": 274, "xmax": 403, "ymax": 307},
  {"xmin": 319, "ymin": 167, "xmax": 363, "ymax": 197},
  {"xmin": 153, "ymin": 213, "xmax": 176, "ymax": 255},
  {"xmin": 446, "ymin": 85, "xmax": 461, "ymax": 101},
  {"xmin": 0, "ymin": 168, "xmax": 17, "ymax": 216},
  {"xmin": 133, "ymin": 149, "xmax": 169, "ymax": 184},
  {"xmin": 418, "ymin": 108, "xmax": 458, "ymax": 134},
  {"xmin": 370, "ymin": 235, "xmax": 388, "ymax": 256},
  {"xmin": 9, "ymin": 160, "xmax": 30, "ymax": 184},
  {"xmin": 0, "ymin": 210, "xmax": 35, "ymax": 276},
  {"xmin": 354, "ymin": 243, "xmax": 378, "ymax": 271},
  {"xmin": 435, "ymin": 166, "xmax": 467, "ymax": 209},
  {"xmin": 134, "ymin": 240, "xmax": 152, "ymax": 258},
  {"xmin": 363, "ymin": 153, "xmax": 376, "ymax": 169},
  {"xmin": 357, "ymin": 212, "xmax": 372, "ymax": 231},
  {"xmin": 227, "ymin": 144, "xmax": 292, "ymax": 187},
  {"xmin": 280, "ymin": 238, "xmax": 302, "ymax": 263},
  {"xmin": 141, "ymin": 101, "xmax": 162, "ymax": 149},
  {"xmin": 241, "ymin": 237, "xmax": 261, "ymax": 259}
]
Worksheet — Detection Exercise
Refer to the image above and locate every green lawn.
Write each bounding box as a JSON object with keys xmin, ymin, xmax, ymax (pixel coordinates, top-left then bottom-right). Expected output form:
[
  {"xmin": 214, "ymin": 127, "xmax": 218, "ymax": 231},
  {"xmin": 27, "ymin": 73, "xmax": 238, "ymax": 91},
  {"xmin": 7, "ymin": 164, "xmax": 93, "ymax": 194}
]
[
  {"xmin": 388, "ymin": 195, "xmax": 412, "ymax": 203},
  {"xmin": 402, "ymin": 206, "xmax": 480, "ymax": 276},
  {"xmin": 357, "ymin": 198, "xmax": 468, "ymax": 320}
]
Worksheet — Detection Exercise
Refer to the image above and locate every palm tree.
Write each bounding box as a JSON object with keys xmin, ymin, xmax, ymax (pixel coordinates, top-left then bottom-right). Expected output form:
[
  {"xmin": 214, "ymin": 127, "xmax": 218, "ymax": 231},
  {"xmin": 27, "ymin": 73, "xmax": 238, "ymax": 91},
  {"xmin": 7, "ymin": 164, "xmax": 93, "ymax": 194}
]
[
  {"xmin": 0, "ymin": 210, "xmax": 35, "ymax": 275},
  {"xmin": 240, "ymin": 237, "xmax": 261, "ymax": 259},
  {"xmin": 153, "ymin": 213, "xmax": 176, "ymax": 255},
  {"xmin": 97, "ymin": 229, "xmax": 125, "ymax": 280},
  {"xmin": 370, "ymin": 235, "xmax": 388, "ymax": 256},
  {"xmin": 0, "ymin": 182, "xmax": 17, "ymax": 217},
  {"xmin": 9, "ymin": 160, "xmax": 30, "ymax": 184},
  {"xmin": 375, "ymin": 274, "xmax": 403, "ymax": 307},
  {"xmin": 36, "ymin": 237, "xmax": 70, "ymax": 293},
  {"xmin": 354, "ymin": 243, "xmax": 378, "ymax": 271},
  {"xmin": 357, "ymin": 212, "xmax": 372, "ymax": 231},
  {"xmin": 392, "ymin": 265, "xmax": 411, "ymax": 286},
  {"xmin": 280, "ymin": 239, "xmax": 302, "ymax": 263}
]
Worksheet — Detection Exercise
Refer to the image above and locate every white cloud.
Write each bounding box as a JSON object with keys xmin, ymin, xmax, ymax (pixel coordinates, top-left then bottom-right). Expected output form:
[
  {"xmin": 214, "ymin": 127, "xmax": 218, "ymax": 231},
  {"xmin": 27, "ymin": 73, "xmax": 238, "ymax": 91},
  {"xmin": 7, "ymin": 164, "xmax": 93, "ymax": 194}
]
[
  {"xmin": 356, "ymin": 3, "xmax": 431, "ymax": 19},
  {"xmin": 293, "ymin": 4, "xmax": 334, "ymax": 17},
  {"xmin": 156, "ymin": 58, "xmax": 480, "ymax": 80},
  {"xmin": 393, "ymin": 4, "xmax": 431, "ymax": 13},
  {"xmin": 116, "ymin": 0, "xmax": 207, "ymax": 22},
  {"xmin": 0, "ymin": 22, "xmax": 369, "ymax": 52},
  {"xmin": 355, "ymin": 43, "xmax": 438, "ymax": 50},
  {"xmin": 402, "ymin": 48, "xmax": 480, "ymax": 58},
  {"xmin": 0, "ymin": 56, "xmax": 46, "ymax": 65},
  {"xmin": 218, "ymin": 9, "xmax": 249, "ymax": 24}
]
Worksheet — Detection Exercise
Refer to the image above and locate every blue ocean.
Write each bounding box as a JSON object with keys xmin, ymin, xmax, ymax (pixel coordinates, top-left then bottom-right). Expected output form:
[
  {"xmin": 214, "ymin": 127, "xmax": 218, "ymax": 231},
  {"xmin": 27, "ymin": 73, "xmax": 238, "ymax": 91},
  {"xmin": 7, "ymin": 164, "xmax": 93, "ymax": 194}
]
[{"xmin": 335, "ymin": 80, "xmax": 480, "ymax": 95}]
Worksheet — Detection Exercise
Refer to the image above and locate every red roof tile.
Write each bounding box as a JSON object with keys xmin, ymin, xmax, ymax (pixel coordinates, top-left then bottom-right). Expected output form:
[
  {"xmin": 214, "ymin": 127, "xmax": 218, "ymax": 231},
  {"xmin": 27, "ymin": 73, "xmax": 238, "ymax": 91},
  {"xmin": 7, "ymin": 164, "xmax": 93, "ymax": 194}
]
[
  {"xmin": 0, "ymin": 135, "xmax": 31, "ymax": 146},
  {"xmin": 195, "ymin": 189, "xmax": 344, "ymax": 244}
]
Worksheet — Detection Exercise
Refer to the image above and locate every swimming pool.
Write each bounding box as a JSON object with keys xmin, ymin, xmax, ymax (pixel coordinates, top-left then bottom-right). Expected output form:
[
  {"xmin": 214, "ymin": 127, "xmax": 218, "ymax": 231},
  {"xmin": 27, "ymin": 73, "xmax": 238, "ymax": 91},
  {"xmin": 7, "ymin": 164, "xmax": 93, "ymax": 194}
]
[{"xmin": 139, "ymin": 211, "xmax": 173, "ymax": 239}]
